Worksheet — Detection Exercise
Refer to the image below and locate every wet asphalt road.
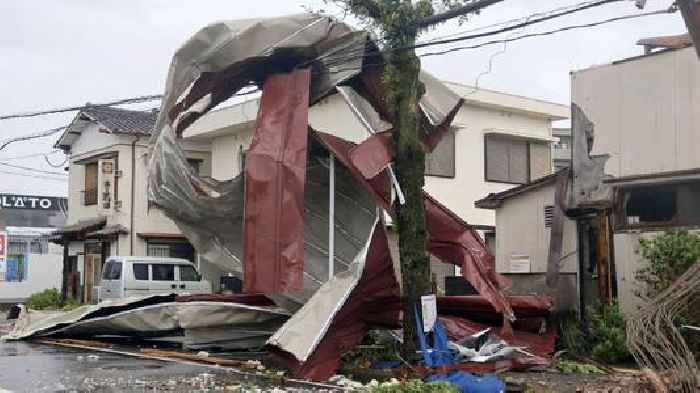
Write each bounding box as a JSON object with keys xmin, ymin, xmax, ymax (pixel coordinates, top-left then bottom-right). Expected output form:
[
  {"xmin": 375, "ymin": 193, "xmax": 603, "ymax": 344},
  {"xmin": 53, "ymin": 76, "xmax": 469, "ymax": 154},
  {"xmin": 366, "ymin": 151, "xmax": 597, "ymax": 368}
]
[{"xmin": 0, "ymin": 341, "xmax": 309, "ymax": 392}]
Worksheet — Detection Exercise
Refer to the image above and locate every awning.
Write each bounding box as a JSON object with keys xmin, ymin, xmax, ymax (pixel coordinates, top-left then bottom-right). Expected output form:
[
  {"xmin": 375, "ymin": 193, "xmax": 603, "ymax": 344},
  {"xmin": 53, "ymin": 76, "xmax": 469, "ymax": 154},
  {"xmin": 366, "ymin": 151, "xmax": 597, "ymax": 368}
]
[
  {"xmin": 137, "ymin": 233, "xmax": 189, "ymax": 240},
  {"xmin": 49, "ymin": 217, "xmax": 107, "ymax": 243},
  {"xmin": 483, "ymin": 128, "xmax": 559, "ymax": 143},
  {"xmin": 86, "ymin": 224, "xmax": 128, "ymax": 238}
]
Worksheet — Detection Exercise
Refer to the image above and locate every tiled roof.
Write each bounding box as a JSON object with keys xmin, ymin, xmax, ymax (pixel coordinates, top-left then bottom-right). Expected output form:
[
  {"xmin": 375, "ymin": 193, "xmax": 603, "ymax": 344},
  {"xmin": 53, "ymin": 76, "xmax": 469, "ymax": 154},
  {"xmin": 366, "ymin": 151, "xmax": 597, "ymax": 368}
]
[
  {"xmin": 475, "ymin": 170, "xmax": 566, "ymax": 210},
  {"xmin": 82, "ymin": 106, "xmax": 157, "ymax": 136}
]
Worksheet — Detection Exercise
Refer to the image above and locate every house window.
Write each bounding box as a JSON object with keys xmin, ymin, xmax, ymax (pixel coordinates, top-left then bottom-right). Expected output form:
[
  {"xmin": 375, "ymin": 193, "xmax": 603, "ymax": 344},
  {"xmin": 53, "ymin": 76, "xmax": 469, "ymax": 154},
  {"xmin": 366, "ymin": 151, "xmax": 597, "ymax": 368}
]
[
  {"xmin": 485, "ymin": 135, "xmax": 529, "ymax": 184},
  {"xmin": 83, "ymin": 162, "xmax": 98, "ymax": 205},
  {"xmin": 147, "ymin": 244, "xmax": 170, "ymax": 257},
  {"xmin": 425, "ymin": 131, "xmax": 456, "ymax": 178},
  {"xmin": 147, "ymin": 241, "xmax": 195, "ymax": 262},
  {"xmin": 4, "ymin": 241, "xmax": 27, "ymax": 282},
  {"xmin": 186, "ymin": 158, "xmax": 202, "ymax": 175},
  {"xmin": 30, "ymin": 239, "xmax": 47, "ymax": 254},
  {"xmin": 483, "ymin": 231, "xmax": 496, "ymax": 255},
  {"xmin": 615, "ymin": 181, "xmax": 700, "ymax": 229}
]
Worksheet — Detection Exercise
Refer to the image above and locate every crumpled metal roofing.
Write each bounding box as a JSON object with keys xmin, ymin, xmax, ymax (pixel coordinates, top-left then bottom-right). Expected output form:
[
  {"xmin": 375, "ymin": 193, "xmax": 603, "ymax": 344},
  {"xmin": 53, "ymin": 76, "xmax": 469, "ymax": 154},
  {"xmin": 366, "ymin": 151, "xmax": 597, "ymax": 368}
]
[{"xmin": 145, "ymin": 13, "xmax": 511, "ymax": 380}]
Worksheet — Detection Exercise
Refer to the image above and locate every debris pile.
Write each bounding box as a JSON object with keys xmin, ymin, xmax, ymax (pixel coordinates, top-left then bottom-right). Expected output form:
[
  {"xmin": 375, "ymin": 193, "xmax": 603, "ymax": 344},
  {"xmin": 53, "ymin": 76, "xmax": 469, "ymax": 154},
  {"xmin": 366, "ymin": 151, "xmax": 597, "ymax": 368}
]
[{"xmin": 5, "ymin": 14, "xmax": 556, "ymax": 383}]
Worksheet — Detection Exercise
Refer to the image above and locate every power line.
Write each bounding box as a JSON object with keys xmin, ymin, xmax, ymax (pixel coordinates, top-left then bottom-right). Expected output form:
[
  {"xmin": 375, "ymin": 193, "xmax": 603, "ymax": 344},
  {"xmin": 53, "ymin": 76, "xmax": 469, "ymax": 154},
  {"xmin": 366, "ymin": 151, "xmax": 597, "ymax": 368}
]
[
  {"xmin": 0, "ymin": 169, "xmax": 67, "ymax": 182},
  {"xmin": 0, "ymin": 95, "xmax": 162, "ymax": 121},
  {"xmin": 0, "ymin": 150, "xmax": 62, "ymax": 162},
  {"xmin": 0, "ymin": 161, "xmax": 67, "ymax": 176},
  {"xmin": 44, "ymin": 154, "xmax": 69, "ymax": 168},
  {"xmin": 309, "ymin": 0, "xmax": 630, "ymax": 70},
  {"xmin": 418, "ymin": 6, "xmax": 676, "ymax": 58},
  {"xmin": 0, "ymin": 126, "xmax": 66, "ymax": 152},
  {"xmin": 310, "ymin": 5, "xmax": 676, "ymax": 76}
]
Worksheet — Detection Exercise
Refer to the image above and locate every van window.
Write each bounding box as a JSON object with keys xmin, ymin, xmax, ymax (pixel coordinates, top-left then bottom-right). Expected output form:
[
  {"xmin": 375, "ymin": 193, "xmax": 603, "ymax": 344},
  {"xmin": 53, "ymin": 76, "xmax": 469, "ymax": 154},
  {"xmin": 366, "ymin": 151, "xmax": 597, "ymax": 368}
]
[
  {"xmin": 133, "ymin": 263, "xmax": 149, "ymax": 280},
  {"xmin": 152, "ymin": 264, "xmax": 174, "ymax": 281},
  {"xmin": 102, "ymin": 262, "xmax": 121, "ymax": 280},
  {"xmin": 179, "ymin": 265, "xmax": 200, "ymax": 281}
]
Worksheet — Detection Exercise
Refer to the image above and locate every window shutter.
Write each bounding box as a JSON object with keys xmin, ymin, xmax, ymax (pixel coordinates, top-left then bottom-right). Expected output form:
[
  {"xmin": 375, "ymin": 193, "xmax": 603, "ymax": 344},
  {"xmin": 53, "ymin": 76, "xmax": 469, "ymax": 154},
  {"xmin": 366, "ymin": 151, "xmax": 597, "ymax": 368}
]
[
  {"xmin": 509, "ymin": 139, "xmax": 528, "ymax": 184},
  {"xmin": 485, "ymin": 136, "xmax": 509, "ymax": 182},
  {"xmin": 426, "ymin": 131, "xmax": 456, "ymax": 177},
  {"xmin": 529, "ymin": 142, "xmax": 551, "ymax": 181}
]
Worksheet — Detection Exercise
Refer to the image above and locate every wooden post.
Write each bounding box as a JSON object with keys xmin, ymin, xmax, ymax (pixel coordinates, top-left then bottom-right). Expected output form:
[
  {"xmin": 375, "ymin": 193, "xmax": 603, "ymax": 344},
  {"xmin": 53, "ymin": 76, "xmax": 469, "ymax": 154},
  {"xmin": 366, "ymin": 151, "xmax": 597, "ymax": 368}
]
[
  {"xmin": 596, "ymin": 212, "xmax": 611, "ymax": 304},
  {"xmin": 61, "ymin": 239, "xmax": 70, "ymax": 303}
]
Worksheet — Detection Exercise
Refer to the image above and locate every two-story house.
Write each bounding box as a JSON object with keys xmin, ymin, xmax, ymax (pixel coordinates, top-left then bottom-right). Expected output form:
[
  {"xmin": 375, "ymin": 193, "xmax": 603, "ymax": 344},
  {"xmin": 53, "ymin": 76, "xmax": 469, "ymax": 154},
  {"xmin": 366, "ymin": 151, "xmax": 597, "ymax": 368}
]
[
  {"xmin": 51, "ymin": 106, "xmax": 213, "ymax": 302},
  {"xmin": 183, "ymin": 83, "xmax": 568, "ymax": 293},
  {"xmin": 571, "ymin": 41, "xmax": 700, "ymax": 314}
]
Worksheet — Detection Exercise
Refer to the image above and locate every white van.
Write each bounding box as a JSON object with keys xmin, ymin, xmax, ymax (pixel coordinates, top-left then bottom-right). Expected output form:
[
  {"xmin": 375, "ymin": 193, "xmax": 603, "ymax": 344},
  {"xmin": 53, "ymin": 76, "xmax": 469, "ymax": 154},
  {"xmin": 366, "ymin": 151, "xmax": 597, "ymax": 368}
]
[{"xmin": 97, "ymin": 256, "xmax": 212, "ymax": 301}]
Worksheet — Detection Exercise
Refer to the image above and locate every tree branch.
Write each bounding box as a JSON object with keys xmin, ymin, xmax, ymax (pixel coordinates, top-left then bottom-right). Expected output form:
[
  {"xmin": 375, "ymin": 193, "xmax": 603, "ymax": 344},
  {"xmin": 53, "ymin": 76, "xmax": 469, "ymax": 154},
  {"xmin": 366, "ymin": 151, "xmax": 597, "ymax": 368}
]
[
  {"xmin": 344, "ymin": 0, "xmax": 382, "ymax": 20},
  {"xmin": 416, "ymin": 0, "xmax": 506, "ymax": 28}
]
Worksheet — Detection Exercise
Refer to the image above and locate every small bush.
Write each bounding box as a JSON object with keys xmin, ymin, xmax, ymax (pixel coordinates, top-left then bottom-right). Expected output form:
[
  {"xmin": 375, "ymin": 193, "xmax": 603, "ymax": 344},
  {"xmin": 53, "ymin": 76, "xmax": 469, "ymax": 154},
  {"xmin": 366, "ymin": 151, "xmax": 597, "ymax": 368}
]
[
  {"xmin": 558, "ymin": 314, "xmax": 587, "ymax": 357},
  {"xmin": 636, "ymin": 231, "xmax": 700, "ymax": 299},
  {"xmin": 557, "ymin": 303, "xmax": 632, "ymax": 364},
  {"xmin": 370, "ymin": 380, "xmax": 459, "ymax": 393},
  {"xmin": 61, "ymin": 298, "xmax": 82, "ymax": 311},
  {"xmin": 25, "ymin": 288, "xmax": 61, "ymax": 310},
  {"xmin": 588, "ymin": 302, "xmax": 631, "ymax": 363}
]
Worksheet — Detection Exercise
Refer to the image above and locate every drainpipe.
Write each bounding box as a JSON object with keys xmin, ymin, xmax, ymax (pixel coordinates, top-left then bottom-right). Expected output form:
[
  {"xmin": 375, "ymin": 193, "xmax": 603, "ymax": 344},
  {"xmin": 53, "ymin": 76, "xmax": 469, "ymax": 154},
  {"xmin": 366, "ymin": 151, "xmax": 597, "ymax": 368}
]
[{"xmin": 130, "ymin": 136, "xmax": 140, "ymax": 255}]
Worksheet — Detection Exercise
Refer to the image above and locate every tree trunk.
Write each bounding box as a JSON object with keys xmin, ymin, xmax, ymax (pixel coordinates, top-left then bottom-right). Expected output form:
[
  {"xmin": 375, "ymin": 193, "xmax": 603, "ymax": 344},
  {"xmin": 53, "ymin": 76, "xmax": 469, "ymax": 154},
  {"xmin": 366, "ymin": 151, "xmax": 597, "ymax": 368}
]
[{"xmin": 385, "ymin": 30, "xmax": 431, "ymax": 359}]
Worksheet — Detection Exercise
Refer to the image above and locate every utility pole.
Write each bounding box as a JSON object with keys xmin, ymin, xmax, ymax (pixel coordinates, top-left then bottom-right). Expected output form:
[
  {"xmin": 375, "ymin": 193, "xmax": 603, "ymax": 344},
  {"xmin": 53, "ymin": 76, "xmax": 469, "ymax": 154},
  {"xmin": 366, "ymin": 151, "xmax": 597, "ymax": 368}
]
[
  {"xmin": 342, "ymin": 0, "xmax": 505, "ymax": 358},
  {"xmin": 678, "ymin": 0, "xmax": 700, "ymax": 57}
]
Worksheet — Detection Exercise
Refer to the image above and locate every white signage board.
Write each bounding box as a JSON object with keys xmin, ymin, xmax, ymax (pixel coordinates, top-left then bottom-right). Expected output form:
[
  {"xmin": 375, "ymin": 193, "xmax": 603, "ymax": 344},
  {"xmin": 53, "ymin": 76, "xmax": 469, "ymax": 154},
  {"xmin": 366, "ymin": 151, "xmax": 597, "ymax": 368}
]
[
  {"xmin": 510, "ymin": 254, "xmax": 531, "ymax": 273},
  {"xmin": 421, "ymin": 294, "xmax": 437, "ymax": 332}
]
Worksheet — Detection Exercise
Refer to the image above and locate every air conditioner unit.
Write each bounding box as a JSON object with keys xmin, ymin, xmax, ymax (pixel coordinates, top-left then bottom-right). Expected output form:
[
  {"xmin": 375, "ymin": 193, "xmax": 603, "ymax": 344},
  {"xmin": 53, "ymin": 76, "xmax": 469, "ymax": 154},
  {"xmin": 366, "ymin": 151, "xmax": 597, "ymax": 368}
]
[
  {"xmin": 115, "ymin": 170, "xmax": 123, "ymax": 178},
  {"xmin": 114, "ymin": 200, "xmax": 123, "ymax": 210}
]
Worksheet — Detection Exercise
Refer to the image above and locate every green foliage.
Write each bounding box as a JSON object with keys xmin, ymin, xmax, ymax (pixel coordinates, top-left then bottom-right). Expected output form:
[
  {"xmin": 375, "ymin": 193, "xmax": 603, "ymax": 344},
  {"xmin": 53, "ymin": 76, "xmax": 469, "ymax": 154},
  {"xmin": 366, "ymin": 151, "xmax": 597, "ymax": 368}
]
[
  {"xmin": 61, "ymin": 298, "xmax": 82, "ymax": 311},
  {"xmin": 637, "ymin": 231, "xmax": 700, "ymax": 357},
  {"xmin": 555, "ymin": 360, "xmax": 604, "ymax": 374},
  {"xmin": 588, "ymin": 302, "xmax": 630, "ymax": 363},
  {"xmin": 25, "ymin": 288, "xmax": 62, "ymax": 310},
  {"xmin": 369, "ymin": 380, "xmax": 459, "ymax": 393},
  {"xmin": 25, "ymin": 288, "xmax": 82, "ymax": 311},
  {"xmin": 558, "ymin": 313, "xmax": 587, "ymax": 357},
  {"xmin": 636, "ymin": 230, "xmax": 700, "ymax": 300},
  {"xmin": 557, "ymin": 303, "xmax": 632, "ymax": 364}
]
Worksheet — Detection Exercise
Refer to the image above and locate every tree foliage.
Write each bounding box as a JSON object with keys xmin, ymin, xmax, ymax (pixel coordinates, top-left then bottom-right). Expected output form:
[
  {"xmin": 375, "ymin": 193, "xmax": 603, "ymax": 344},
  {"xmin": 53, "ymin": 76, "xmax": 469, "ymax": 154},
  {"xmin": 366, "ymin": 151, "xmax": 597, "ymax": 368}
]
[{"xmin": 636, "ymin": 230, "xmax": 700, "ymax": 300}]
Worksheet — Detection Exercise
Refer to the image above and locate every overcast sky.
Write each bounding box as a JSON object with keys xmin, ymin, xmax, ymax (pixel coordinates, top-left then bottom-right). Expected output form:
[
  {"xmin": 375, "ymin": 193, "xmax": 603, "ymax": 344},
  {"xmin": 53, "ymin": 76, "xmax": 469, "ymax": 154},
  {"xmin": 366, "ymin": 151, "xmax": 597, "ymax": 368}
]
[{"xmin": 0, "ymin": 0, "xmax": 688, "ymax": 196}]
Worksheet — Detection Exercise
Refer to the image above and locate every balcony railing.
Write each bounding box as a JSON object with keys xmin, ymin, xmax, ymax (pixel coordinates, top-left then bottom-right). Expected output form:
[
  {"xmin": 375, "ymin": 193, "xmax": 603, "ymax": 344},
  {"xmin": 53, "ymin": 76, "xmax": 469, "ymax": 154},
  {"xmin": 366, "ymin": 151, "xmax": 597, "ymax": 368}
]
[{"xmin": 82, "ymin": 189, "xmax": 98, "ymax": 206}]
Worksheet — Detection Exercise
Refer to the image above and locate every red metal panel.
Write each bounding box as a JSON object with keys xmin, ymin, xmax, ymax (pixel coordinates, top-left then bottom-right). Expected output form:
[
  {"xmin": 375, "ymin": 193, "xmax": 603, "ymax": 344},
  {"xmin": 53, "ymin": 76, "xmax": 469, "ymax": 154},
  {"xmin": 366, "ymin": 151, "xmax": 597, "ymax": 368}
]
[
  {"xmin": 425, "ymin": 194, "xmax": 515, "ymax": 321},
  {"xmin": 271, "ymin": 222, "xmax": 402, "ymax": 381},
  {"xmin": 349, "ymin": 131, "xmax": 393, "ymax": 179},
  {"xmin": 243, "ymin": 69, "xmax": 311, "ymax": 293}
]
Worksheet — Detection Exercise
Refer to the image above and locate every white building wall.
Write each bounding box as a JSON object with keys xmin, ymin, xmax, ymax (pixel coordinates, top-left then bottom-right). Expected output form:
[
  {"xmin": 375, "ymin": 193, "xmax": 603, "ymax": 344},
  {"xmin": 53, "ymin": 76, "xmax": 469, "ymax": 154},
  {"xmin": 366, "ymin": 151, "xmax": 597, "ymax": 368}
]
[
  {"xmin": 66, "ymin": 124, "xmax": 121, "ymax": 225},
  {"xmin": 0, "ymin": 244, "xmax": 63, "ymax": 303},
  {"xmin": 494, "ymin": 185, "xmax": 578, "ymax": 274},
  {"xmin": 66, "ymin": 128, "xmax": 213, "ymax": 258},
  {"xmin": 572, "ymin": 47, "xmax": 700, "ymax": 178},
  {"xmin": 427, "ymin": 105, "xmax": 554, "ymax": 226}
]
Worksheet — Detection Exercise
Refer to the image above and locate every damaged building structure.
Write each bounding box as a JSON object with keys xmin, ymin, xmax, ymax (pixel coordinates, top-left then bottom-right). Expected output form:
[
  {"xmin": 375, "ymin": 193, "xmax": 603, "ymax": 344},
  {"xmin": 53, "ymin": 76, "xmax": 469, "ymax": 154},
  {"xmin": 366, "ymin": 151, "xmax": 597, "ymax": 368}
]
[
  {"xmin": 8, "ymin": 15, "xmax": 568, "ymax": 381},
  {"xmin": 476, "ymin": 36, "xmax": 700, "ymax": 316},
  {"xmin": 182, "ymin": 62, "xmax": 568, "ymax": 296},
  {"xmin": 570, "ymin": 38, "xmax": 700, "ymax": 314}
]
